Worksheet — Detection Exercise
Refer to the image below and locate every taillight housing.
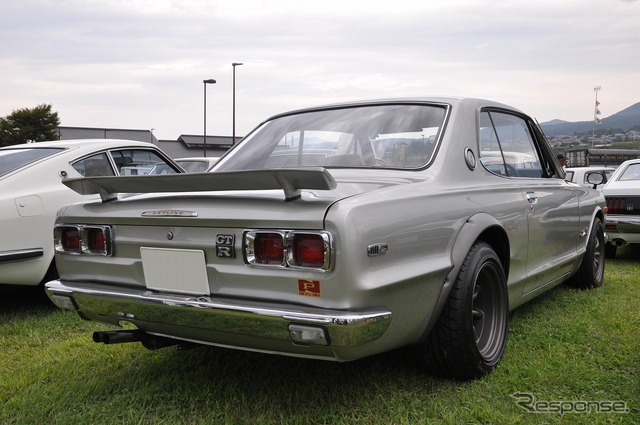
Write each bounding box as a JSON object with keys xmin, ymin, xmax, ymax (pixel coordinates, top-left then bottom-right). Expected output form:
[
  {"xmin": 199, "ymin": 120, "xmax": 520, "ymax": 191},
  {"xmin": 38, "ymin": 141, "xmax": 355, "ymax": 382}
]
[
  {"xmin": 289, "ymin": 233, "xmax": 327, "ymax": 268},
  {"xmin": 244, "ymin": 230, "xmax": 332, "ymax": 271},
  {"xmin": 252, "ymin": 232, "xmax": 285, "ymax": 266},
  {"xmin": 54, "ymin": 225, "xmax": 113, "ymax": 256},
  {"xmin": 56, "ymin": 226, "xmax": 82, "ymax": 253},
  {"xmin": 606, "ymin": 197, "xmax": 625, "ymax": 214}
]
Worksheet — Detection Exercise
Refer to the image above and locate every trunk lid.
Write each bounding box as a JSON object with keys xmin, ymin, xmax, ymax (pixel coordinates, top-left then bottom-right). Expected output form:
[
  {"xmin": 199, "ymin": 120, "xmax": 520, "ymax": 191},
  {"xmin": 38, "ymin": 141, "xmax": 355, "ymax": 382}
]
[{"xmin": 59, "ymin": 168, "xmax": 429, "ymax": 227}]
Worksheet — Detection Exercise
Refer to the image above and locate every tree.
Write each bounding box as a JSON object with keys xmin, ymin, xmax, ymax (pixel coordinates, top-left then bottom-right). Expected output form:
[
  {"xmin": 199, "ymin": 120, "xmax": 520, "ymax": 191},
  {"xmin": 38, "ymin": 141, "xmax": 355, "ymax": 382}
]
[{"xmin": 0, "ymin": 104, "xmax": 60, "ymax": 146}]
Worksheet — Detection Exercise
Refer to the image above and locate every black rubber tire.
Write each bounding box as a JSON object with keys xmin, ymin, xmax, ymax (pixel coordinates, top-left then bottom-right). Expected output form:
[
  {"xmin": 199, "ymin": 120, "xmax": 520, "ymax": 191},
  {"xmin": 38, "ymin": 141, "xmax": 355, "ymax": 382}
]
[
  {"xmin": 568, "ymin": 217, "xmax": 605, "ymax": 289},
  {"xmin": 419, "ymin": 241, "xmax": 508, "ymax": 380}
]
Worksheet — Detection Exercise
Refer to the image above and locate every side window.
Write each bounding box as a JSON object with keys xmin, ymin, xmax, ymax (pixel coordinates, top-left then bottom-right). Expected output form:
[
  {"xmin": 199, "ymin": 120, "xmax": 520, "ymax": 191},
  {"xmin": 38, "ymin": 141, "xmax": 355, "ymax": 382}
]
[
  {"xmin": 479, "ymin": 111, "xmax": 543, "ymax": 178},
  {"xmin": 110, "ymin": 149, "xmax": 179, "ymax": 175},
  {"xmin": 73, "ymin": 153, "xmax": 115, "ymax": 177},
  {"xmin": 479, "ymin": 112, "xmax": 506, "ymax": 176}
]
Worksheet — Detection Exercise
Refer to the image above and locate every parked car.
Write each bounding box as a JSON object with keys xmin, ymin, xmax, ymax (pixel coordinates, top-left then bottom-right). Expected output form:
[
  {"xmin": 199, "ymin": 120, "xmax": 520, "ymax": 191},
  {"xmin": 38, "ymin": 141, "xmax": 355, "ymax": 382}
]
[
  {"xmin": 565, "ymin": 166, "xmax": 617, "ymax": 188},
  {"xmin": 0, "ymin": 139, "xmax": 182, "ymax": 287},
  {"xmin": 45, "ymin": 98, "xmax": 606, "ymax": 380},
  {"xmin": 601, "ymin": 158, "xmax": 640, "ymax": 258},
  {"xmin": 175, "ymin": 157, "xmax": 220, "ymax": 173}
]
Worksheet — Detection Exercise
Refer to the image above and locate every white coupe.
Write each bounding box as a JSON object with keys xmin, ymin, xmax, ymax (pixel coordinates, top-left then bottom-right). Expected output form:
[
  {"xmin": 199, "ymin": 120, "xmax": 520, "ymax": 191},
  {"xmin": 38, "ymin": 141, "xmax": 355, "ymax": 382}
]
[{"xmin": 0, "ymin": 139, "xmax": 182, "ymax": 287}]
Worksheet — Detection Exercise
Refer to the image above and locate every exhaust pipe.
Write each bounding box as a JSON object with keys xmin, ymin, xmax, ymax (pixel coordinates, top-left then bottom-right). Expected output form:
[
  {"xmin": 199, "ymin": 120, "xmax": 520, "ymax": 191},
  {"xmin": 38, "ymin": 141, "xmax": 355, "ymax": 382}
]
[
  {"xmin": 612, "ymin": 238, "xmax": 627, "ymax": 247},
  {"xmin": 93, "ymin": 329, "xmax": 180, "ymax": 350}
]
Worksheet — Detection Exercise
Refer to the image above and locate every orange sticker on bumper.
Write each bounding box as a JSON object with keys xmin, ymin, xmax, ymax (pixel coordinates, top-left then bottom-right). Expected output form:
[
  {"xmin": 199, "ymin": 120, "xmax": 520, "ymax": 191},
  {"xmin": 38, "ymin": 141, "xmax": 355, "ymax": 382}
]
[{"xmin": 298, "ymin": 279, "xmax": 320, "ymax": 297}]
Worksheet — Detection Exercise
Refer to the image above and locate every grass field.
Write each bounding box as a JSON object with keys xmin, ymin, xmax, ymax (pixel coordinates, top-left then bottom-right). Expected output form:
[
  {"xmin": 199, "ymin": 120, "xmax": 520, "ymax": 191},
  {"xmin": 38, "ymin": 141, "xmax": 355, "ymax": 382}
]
[{"xmin": 1, "ymin": 246, "xmax": 638, "ymax": 424}]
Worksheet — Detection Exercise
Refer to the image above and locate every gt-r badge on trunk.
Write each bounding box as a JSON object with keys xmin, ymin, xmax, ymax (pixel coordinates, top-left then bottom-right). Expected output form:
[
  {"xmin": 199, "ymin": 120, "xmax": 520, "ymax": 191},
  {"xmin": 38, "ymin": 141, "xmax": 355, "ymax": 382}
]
[{"xmin": 216, "ymin": 234, "xmax": 235, "ymax": 258}]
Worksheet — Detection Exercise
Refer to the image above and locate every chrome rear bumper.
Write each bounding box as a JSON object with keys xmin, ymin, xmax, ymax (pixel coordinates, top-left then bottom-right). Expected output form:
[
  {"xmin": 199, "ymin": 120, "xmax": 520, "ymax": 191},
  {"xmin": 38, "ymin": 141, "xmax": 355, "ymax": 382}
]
[
  {"xmin": 45, "ymin": 280, "xmax": 392, "ymax": 358},
  {"xmin": 605, "ymin": 215, "xmax": 640, "ymax": 244}
]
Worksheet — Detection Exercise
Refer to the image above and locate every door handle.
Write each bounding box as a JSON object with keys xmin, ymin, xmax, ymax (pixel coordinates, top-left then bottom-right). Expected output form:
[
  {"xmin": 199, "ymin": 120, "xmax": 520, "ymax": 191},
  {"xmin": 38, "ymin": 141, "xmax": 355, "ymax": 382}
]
[{"xmin": 526, "ymin": 192, "xmax": 537, "ymax": 211}]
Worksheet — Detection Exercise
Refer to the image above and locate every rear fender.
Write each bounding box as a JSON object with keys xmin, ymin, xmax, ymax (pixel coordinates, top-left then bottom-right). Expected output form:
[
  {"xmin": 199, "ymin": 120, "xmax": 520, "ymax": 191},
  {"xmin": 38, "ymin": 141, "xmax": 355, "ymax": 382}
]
[
  {"xmin": 569, "ymin": 206, "xmax": 606, "ymax": 276},
  {"xmin": 421, "ymin": 213, "xmax": 509, "ymax": 337}
]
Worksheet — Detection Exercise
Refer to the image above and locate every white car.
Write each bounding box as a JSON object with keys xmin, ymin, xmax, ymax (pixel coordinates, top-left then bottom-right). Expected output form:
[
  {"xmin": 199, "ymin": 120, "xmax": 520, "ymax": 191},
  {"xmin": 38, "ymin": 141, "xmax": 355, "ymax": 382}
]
[
  {"xmin": 0, "ymin": 139, "xmax": 182, "ymax": 287},
  {"xmin": 175, "ymin": 157, "xmax": 220, "ymax": 173},
  {"xmin": 565, "ymin": 166, "xmax": 617, "ymax": 187},
  {"xmin": 601, "ymin": 158, "xmax": 640, "ymax": 258}
]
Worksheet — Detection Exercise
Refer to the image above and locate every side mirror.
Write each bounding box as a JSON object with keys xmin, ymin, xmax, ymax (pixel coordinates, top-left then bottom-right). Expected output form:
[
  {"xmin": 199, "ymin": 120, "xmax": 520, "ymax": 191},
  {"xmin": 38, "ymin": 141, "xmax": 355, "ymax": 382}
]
[{"xmin": 585, "ymin": 171, "xmax": 606, "ymax": 189}]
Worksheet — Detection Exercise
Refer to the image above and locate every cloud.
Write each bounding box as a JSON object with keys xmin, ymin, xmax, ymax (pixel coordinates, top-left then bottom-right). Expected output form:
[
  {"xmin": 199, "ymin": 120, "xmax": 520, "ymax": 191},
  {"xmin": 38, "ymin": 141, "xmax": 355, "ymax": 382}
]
[{"xmin": 1, "ymin": 0, "xmax": 639, "ymax": 140}]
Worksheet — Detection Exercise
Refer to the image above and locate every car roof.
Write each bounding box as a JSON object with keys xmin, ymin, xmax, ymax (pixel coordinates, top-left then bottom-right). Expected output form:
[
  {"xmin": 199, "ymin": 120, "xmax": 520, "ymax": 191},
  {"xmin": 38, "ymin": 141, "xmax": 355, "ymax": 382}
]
[
  {"xmin": 0, "ymin": 139, "xmax": 156, "ymax": 152},
  {"xmin": 265, "ymin": 96, "xmax": 521, "ymax": 122}
]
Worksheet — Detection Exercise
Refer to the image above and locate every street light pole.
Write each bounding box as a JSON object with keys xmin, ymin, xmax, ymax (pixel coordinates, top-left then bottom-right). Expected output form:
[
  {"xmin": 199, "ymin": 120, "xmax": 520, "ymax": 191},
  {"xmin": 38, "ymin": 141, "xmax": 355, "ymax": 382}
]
[
  {"xmin": 203, "ymin": 78, "xmax": 217, "ymax": 157},
  {"xmin": 232, "ymin": 63, "xmax": 243, "ymax": 145}
]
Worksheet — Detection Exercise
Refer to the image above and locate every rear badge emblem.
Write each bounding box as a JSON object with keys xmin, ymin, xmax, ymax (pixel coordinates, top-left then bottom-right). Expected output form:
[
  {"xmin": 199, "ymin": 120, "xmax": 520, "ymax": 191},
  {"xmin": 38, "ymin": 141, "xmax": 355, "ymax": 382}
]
[
  {"xmin": 216, "ymin": 234, "xmax": 235, "ymax": 258},
  {"xmin": 142, "ymin": 210, "xmax": 198, "ymax": 217}
]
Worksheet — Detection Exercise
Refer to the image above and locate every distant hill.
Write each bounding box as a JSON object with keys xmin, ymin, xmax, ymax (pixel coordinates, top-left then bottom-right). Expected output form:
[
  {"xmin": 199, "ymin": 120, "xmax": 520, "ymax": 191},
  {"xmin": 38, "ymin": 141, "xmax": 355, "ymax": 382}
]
[{"xmin": 540, "ymin": 102, "xmax": 640, "ymax": 136}]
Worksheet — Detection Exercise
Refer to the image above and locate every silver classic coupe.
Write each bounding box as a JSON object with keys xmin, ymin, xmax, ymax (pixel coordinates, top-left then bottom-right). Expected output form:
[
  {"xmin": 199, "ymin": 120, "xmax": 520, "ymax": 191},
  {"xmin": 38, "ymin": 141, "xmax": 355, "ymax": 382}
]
[{"xmin": 45, "ymin": 98, "xmax": 607, "ymax": 380}]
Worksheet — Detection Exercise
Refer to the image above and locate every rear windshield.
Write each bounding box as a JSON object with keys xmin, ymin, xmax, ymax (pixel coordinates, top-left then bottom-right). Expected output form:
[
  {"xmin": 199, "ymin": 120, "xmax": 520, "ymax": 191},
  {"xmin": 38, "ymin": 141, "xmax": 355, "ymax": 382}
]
[
  {"xmin": 617, "ymin": 163, "xmax": 640, "ymax": 181},
  {"xmin": 0, "ymin": 147, "xmax": 63, "ymax": 177},
  {"xmin": 215, "ymin": 104, "xmax": 447, "ymax": 171}
]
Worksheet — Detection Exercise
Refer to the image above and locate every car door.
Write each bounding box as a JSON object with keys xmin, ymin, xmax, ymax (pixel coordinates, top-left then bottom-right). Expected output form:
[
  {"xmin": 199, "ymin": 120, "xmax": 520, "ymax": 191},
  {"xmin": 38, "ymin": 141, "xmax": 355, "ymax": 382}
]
[
  {"xmin": 519, "ymin": 176, "xmax": 580, "ymax": 293},
  {"xmin": 480, "ymin": 110, "xmax": 580, "ymax": 294}
]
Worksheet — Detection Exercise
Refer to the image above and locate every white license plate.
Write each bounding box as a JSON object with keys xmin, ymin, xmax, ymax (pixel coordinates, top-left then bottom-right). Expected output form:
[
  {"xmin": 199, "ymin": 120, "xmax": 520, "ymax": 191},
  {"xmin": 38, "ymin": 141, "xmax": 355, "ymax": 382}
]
[{"xmin": 140, "ymin": 247, "xmax": 210, "ymax": 295}]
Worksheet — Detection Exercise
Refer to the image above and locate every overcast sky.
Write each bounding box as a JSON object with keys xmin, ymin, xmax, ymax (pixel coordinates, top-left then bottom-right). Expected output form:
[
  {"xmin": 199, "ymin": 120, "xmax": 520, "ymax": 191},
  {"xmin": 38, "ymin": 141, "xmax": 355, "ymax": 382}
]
[{"xmin": 1, "ymin": 0, "xmax": 639, "ymax": 140}]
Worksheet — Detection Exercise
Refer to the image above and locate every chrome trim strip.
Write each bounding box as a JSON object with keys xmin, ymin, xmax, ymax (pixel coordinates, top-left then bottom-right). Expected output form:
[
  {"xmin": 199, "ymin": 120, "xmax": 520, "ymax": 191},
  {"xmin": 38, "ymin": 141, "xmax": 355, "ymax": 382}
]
[
  {"xmin": 0, "ymin": 248, "xmax": 44, "ymax": 263},
  {"xmin": 45, "ymin": 280, "xmax": 391, "ymax": 348}
]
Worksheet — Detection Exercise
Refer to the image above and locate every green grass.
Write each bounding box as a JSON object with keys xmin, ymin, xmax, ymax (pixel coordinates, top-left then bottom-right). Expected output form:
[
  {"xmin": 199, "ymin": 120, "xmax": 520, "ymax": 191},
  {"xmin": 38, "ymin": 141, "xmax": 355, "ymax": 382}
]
[{"xmin": 1, "ymin": 247, "xmax": 639, "ymax": 424}]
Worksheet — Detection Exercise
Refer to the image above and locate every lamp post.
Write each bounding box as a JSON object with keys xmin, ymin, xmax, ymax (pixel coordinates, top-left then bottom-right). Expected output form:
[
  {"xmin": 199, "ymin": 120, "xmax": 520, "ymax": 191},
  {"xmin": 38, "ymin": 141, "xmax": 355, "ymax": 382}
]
[
  {"xmin": 232, "ymin": 63, "xmax": 243, "ymax": 145},
  {"xmin": 203, "ymin": 78, "xmax": 217, "ymax": 157}
]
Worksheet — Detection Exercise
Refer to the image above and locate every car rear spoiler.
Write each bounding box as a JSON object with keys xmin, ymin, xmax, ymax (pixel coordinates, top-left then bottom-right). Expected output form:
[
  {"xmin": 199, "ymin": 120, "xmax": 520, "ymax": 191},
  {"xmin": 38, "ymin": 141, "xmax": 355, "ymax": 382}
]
[{"xmin": 62, "ymin": 168, "xmax": 337, "ymax": 202}]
